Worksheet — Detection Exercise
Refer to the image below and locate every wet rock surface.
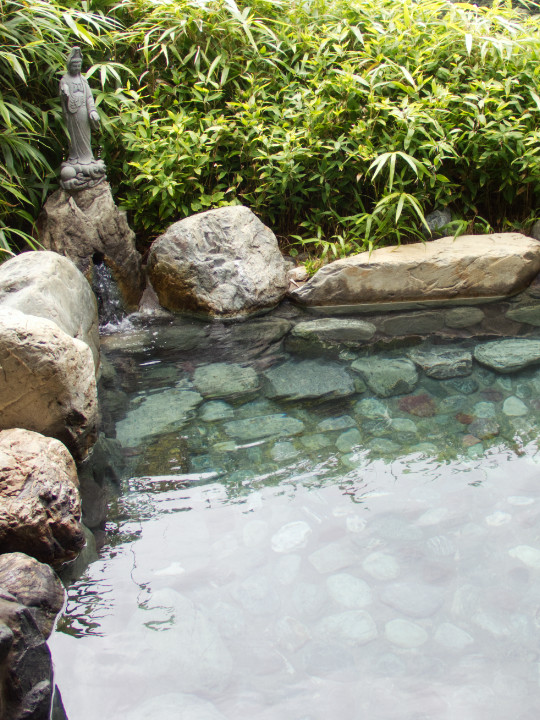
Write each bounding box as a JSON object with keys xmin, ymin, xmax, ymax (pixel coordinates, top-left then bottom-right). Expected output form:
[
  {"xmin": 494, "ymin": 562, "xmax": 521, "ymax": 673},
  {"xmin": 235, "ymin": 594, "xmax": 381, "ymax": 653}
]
[
  {"xmin": 0, "ymin": 429, "xmax": 84, "ymax": 566},
  {"xmin": 0, "ymin": 310, "xmax": 98, "ymax": 461},
  {"xmin": 38, "ymin": 182, "xmax": 144, "ymax": 310},
  {"xmin": 0, "ymin": 251, "xmax": 99, "ymax": 370}
]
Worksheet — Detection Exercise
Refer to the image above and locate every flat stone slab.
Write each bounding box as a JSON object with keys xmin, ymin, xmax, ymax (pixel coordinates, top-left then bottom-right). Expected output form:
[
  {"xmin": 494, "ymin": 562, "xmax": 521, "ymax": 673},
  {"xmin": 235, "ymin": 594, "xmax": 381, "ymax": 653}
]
[
  {"xmin": 290, "ymin": 233, "xmax": 540, "ymax": 306},
  {"xmin": 407, "ymin": 347, "xmax": 473, "ymax": 379},
  {"xmin": 473, "ymin": 339, "xmax": 540, "ymax": 373},
  {"xmin": 289, "ymin": 318, "xmax": 376, "ymax": 350},
  {"xmin": 223, "ymin": 414, "xmax": 304, "ymax": 440},
  {"xmin": 263, "ymin": 359, "xmax": 355, "ymax": 401},
  {"xmin": 350, "ymin": 357, "xmax": 418, "ymax": 397},
  {"xmin": 193, "ymin": 363, "xmax": 260, "ymax": 400},
  {"xmin": 116, "ymin": 389, "xmax": 203, "ymax": 446}
]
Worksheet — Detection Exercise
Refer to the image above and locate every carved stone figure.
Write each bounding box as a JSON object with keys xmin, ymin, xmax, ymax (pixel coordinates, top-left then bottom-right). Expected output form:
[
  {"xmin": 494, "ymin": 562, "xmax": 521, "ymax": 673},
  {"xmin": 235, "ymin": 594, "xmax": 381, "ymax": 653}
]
[{"xmin": 59, "ymin": 46, "xmax": 106, "ymax": 190}]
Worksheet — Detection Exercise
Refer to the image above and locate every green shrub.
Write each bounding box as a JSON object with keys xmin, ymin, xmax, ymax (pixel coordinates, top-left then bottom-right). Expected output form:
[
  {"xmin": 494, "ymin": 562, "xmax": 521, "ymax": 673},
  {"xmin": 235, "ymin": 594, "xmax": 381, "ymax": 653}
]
[{"xmin": 104, "ymin": 0, "xmax": 540, "ymax": 255}]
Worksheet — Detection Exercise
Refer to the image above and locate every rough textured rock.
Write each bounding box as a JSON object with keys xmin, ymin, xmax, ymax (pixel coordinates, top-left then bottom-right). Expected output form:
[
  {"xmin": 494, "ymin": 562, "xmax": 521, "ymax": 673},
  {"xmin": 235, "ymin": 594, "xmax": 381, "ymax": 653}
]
[
  {"xmin": 288, "ymin": 318, "xmax": 376, "ymax": 354},
  {"xmin": 290, "ymin": 233, "xmax": 540, "ymax": 306},
  {"xmin": 407, "ymin": 347, "xmax": 473, "ymax": 379},
  {"xmin": 0, "ymin": 251, "xmax": 99, "ymax": 370},
  {"xmin": 0, "ymin": 429, "xmax": 85, "ymax": 566},
  {"xmin": 0, "ymin": 554, "xmax": 64, "ymax": 639},
  {"xmin": 263, "ymin": 359, "xmax": 356, "ymax": 401},
  {"xmin": 0, "ymin": 310, "xmax": 98, "ymax": 460},
  {"xmin": 474, "ymin": 339, "xmax": 540, "ymax": 373},
  {"xmin": 350, "ymin": 357, "xmax": 418, "ymax": 397},
  {"xmin": 37, "ymin": 182, "xmax": 143, "ymax": 309},
  {"xmin": 0, "ymin": 592, "xmax": 54, "ymax": 720},
  {"xmin": 147, "ymin": 206, "xmax": 289, "ymax": 317}
]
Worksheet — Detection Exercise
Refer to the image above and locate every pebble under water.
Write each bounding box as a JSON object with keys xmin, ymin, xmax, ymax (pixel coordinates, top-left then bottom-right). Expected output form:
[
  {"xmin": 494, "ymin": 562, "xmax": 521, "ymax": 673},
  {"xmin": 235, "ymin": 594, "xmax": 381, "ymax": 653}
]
[{"xmin": 50, "ymin": 310, "xmax": 540, "ymax": 720}]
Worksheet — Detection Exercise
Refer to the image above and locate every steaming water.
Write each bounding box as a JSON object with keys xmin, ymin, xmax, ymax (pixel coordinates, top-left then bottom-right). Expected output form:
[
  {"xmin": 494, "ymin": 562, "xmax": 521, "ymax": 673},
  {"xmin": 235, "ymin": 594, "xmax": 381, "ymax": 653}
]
[{"xmin": 50, "ymin": 314, "xmax": 540, "ymax": 720}]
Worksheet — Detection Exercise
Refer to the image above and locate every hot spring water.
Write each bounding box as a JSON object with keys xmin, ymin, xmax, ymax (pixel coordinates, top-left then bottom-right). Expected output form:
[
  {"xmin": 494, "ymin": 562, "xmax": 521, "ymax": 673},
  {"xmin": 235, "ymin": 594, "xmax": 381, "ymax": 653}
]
[{"xmin": 50, "ymin": 310, "xmax": 540, "ymax": 720}]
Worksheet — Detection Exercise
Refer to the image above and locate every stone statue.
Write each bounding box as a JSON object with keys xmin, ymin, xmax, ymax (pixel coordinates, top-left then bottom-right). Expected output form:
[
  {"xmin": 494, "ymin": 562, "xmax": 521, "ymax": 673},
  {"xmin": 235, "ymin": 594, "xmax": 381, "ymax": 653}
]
[{"xmin": 59, "ymin": 46, "xmax": 106, "ymax": 190}]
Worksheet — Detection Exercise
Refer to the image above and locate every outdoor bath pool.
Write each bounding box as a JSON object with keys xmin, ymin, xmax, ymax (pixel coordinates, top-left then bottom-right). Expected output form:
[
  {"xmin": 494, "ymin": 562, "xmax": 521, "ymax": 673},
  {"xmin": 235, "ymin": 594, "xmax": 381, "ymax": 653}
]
[{"xmin": 50, "ymin": 307, "xmax": 540, "ymax": 720}]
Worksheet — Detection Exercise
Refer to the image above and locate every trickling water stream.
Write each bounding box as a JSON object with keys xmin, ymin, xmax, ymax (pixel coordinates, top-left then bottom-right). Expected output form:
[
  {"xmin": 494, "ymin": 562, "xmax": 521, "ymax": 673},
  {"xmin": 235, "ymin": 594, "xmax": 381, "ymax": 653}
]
[{"xmin": 50, "ymin": 306, "xmax": 540, "ymax": 720}]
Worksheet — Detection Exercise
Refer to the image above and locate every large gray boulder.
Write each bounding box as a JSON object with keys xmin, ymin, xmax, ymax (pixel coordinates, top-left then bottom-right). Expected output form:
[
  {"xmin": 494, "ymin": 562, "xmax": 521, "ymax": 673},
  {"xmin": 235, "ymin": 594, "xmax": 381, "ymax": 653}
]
[
  {"xmin": 37, "ymin": 182, "xmax": 144, "ymax": 310},
  {"xmin": 290, "ymin": 233, "xmax": 540, "ymax": 307},
  {"xmin": 147, "ymin": 206, "xmax": 289, "ymax": 318},
  {"xmin": 0, "ymin": 429, "xmax": 85, "ymax": 566},
  {"xmin": 0, "ymin": 311, "xmax": 98, "ymax": 460},
  {"xmin": 0, "ymin": 251, "xmax": 99, "ymax": 370}
]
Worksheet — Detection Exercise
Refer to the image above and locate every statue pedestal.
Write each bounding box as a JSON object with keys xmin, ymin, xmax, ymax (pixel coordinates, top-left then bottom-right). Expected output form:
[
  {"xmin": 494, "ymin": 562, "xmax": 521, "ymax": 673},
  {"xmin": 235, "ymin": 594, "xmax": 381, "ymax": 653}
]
[{"xmin": 37, "ymin": 182, "xmax": 144, "ymax": 310}]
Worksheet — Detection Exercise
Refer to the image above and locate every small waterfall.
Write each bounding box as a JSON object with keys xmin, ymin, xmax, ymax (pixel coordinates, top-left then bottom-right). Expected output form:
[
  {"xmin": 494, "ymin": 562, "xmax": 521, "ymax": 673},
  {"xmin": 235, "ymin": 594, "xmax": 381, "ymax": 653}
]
[{"xmin": 91, "ymin": 256, "xmax": 126, "ymax": 329}]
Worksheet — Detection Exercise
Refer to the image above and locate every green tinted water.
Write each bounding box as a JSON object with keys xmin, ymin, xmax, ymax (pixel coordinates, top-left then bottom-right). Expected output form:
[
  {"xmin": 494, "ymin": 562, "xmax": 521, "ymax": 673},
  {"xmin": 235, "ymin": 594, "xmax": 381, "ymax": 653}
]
[{"xmin": 50, "ymin": 312, "xmax": 540, "ymax": 720}]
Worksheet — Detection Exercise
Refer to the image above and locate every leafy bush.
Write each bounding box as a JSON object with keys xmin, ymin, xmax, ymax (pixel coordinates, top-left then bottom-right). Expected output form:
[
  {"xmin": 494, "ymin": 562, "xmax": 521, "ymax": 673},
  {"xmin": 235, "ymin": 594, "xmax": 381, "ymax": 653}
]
[{"xmin": 102, "ymin": 0, "xmax": 540, "ymax": 255}]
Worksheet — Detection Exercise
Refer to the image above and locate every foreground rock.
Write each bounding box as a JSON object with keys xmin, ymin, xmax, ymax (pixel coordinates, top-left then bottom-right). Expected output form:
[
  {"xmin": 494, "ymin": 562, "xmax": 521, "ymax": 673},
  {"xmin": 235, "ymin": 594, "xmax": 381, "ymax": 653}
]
[
  {"xmin": 0, "ymin": 590, "xmax": 55, "ymax": 720},
  {"xmin": 474, "ymin": 339, "xmax": 540, "ymax": 373},
  {"xmin": 0, "ymin": 310, "xmax": 98, "ymax": 460},
  {"xmin": 0, "ymin": 553, "xmax": 64, "ymax": 639},
  {"xmin": 38, "ymin": 182, "xmax": 144, "ymax": 309},
  {"xmin": 0, "ymin": 251, "xmax": 99, "ymax": 370},
  {"xmin": 290, "ymin": 233, "xmax": 540, "ymax": 307},
  {"xmin": 0, "ymin": 429, "xmax": 85, "ymax": 566},
  {"xmin": 148, "ymin": 206, "xmax": 289, "ymax": 317}
]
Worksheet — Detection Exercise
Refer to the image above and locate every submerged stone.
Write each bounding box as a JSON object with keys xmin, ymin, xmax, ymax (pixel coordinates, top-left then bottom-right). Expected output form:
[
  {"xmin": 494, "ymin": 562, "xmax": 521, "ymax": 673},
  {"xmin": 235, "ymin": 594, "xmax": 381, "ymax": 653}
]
[
  {"xmin": 506, "ymin": 304, "xmax": 540, "ymax": 326},
  {"xmin": 350, "ymin": 357, "xmax": 418, "ymax": 398},
  {"xmin": 116, "ymin": 389, "xmax": 203, "ymax": 446},
  {"xmin": 270, "ymin": 441, "xmax": 299, "ymax": 461},
  {"xmin": 263, "ymin": 359, "xmax": 355, "ymax": 401},
  {"xmin": 468, "ymin": 417, "xmax": 499, "ymax": 440},
  {"xmin": 502, "ymin": 396, "xmax": 528, "ymax": 417},
  {"xmin": 326, "ymin": 573, "xmax": 373, "ymax": 608},
  {"xmin": 317, "ymin": 610, "xmax": 377, "ymax": 646},
  {"xmin": 380, "ymin": 582, "xmax": 445, "ymax": 618},
  {"xmin": 289, "ymin": 317, "xmax": 376, "ymax": 352},
  {"xmin": 271, "ymin": 521, "xmax": 312, "ymax": 553},
  {"xmin": 354, "ymin": 397, "xmax": 391, "ymax": 419},
  {"xmin": 434, "ymin": 622, "xmax": 474, "ymax": 651},
  {"xmin": 398, "ymin": 393, "xmax": 437, "ymax": 417},
  {"xmin": 385, "ymin": 618, "xmax": 428, "ymax": 648},
  {"xmin": 336, "ymin": 428, "xmax": 362, "ymax": 453},
  {"xmin": 193, "ymin": 363, "xmax": 259, "ymax": 400},
  {"xmin": 407, "ymin": 346, "xmax": 473, "ymax": 379},
  {"xmin": 199, "ymin": 401, "xmax": 234, "ymax": 422},
  {"xmin": 443, "ymin": 376, "xmax": 479, "ymax": 395},
  {"xmin": 224, "ymin": 414, "xmax": 304, "ymax": 440},
  {"xmin": 474, "ymin": 339, "xmax": 540, "ymax": 373},
  {"xmin": 381, "ymin": 311, "xmax": 444, "ymax": 337},
  {"xmin": 508, "ymin": 545, "xmax": 540, "ymax": 568},
  {"xmin": 301, "ymin": 433, "xmax": 332, "ymax": 450},
  {"xmin": 316, "ymin": 415, "xmax": 357, "ymax": 432},
  {"xmin": 362, "ymin": 552, "xmax": 400, "ymax": 581},
  {"xmin": 444, "ymin": 306, "xmax": 485, "ymax": 328}
]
